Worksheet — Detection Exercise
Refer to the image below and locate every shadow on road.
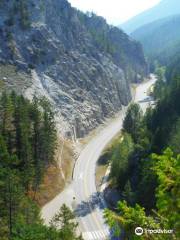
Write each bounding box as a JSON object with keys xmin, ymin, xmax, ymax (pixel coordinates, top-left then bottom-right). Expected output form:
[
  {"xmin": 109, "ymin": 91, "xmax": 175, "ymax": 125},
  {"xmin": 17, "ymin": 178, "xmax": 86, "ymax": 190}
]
[
  {"xmin": 74, "ymin": 192, "xmax": 104, "ymax": 217},
  {"xmin": 138, "ymin": 96, "xmax": 153, "ymax": 103}
]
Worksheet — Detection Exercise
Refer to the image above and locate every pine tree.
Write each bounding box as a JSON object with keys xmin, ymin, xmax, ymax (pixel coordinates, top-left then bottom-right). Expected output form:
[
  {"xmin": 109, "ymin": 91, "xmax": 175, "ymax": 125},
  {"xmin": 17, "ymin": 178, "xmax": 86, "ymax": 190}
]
[
  {"xmin": 105, "ymin": 149, "xmax": 180, "ymax": 240},
  {"xmin": 123, "ymin": 103, "xmax": 142, "ymax": 142},
  {"xmin": 0, "ymin": 138, "xmax": 23, "ymax": 239},
  {"xmin": 110, "ymin": 133, "xmax": 134, "ymax": 190},
  {"xmin": 14, "ymin": 95, "xmax": 34, "ymax": 190},
  {"xmin": 0, "ymin": 92, "xmax": 60, "ymax": 239},
  {"xmin": 40, "ymin": 97, "xmax": 57, "ymax": 165},
  {"xmin": 0, "ymin": 92, "xmax": 15, "ymax": 154},
  {"xmin": 31, "ymin": 96, "xmax": 42, "ymax": 194},
  {"xmin": 122, "ymin": 180, "xmax": 135, "ymax": 205},
  {"xmin": 50, "ymin": 204, "xmax": 83, "ymax": 240}
]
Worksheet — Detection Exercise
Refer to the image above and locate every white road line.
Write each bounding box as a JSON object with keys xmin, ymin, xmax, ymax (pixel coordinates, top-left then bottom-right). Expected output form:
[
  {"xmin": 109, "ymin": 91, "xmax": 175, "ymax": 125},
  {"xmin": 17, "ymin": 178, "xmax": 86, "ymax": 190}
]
[
  {"xmin": 96, "ymin": 230, "xmax": 103, "ymax": 238},
  {"xmin": 94, "ymin": 231, "xmax": 99, "ymax": 239},
  {"xmin": 88, "ymin": 232, "xmax": 94, "ymax": 240},
  {"xmin": 104, "ymin": 228, "xmax": 109, "ymax": 235},
  {"xmin": 82, "ymin": 229, "xmax": 109, "ymax": 240},
  {"xmin": 92, "ymin": 232, "xmax": 97, "ymax": 239},
  {"xmin": 79, "ymin": 172, "xmax": 84, "ymax": 180}
]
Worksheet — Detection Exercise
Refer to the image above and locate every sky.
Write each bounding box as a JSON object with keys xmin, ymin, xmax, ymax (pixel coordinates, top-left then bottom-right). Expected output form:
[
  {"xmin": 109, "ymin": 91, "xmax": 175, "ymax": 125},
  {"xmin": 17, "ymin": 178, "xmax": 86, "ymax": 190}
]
[{"xmin": 68, "ymin": 0, "xmax": 161, "ymax": 25}]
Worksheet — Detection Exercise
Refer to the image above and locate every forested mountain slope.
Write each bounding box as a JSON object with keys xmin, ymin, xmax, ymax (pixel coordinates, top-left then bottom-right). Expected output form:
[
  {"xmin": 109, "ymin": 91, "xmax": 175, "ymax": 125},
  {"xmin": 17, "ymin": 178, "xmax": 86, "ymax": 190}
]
[
  {"xmin": 0, "ymin": 92, "xmax": 82, "ymax": 239},
  {"xmin": 120, "ymin": 0, "xmax": 180, "ymax": 33},
  {"xmin": 0, "ymin": 0, "xmax": 147, "ymax": 138},
  {"xmin": 104, "ymin": 60, "xmax": 180, "ymax": 239},
  {"xmin": 131, "ymin": 15, "xmax": 180, "ymax": 67}
]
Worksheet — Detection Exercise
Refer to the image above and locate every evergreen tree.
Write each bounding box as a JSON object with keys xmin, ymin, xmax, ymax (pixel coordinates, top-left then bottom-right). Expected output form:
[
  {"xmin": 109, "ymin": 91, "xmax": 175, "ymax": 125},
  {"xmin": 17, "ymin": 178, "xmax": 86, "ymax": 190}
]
[
  {"xmin": 31, "ymin": 96, "xmax": 43, "ymax": 194},
  {"xmin": 50, "ymin": 204, "xmax": 83, "ymax": 240},
  {"xmin": 104, "ymin": 200, "xmax": 160, "ymax": 240},
  {"xmin": 0, "ymin": 92, "xmax": 15, "ymax": 154},
  {"xmin": 110, "ymin": 133, "xmax": 134, "ymax": 190},
  {"xmin": 122, "ymin": 180, "xmax": 135, "ymax": 205},
  {"xmin": 123, "ymin": 103, "xmax": 143, "ymax": 142},
  {"xmin": 14, "ymin": 95, "xmax": 34, "ymax": 190},
  {"xmin": 105, "ymin": 149, "xmax": 180, "ymax": 239},
  {"xmin": 0, "ymin": 92, "xmax": 61, "ymax": 240},
  {"xmin": 168, "ymin": 118, "xmax": 180, "ymax": 154},
  {"xmin": 39, "ymin": 97, "xmax": 57, "ymax": 166}
]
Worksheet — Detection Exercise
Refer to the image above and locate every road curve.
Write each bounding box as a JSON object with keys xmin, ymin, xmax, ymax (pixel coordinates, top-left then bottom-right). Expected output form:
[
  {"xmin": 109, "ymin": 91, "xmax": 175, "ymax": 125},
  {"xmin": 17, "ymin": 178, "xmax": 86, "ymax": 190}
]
[{"xmin": 41, "ymin": 75, "xmax": 156, "ymax": 240}]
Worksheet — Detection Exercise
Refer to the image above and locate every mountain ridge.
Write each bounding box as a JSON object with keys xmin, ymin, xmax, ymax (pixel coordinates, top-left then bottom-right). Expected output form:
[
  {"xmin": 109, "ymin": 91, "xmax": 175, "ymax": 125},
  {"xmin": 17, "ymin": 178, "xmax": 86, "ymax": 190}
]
[
  {"xmin": 0, "ymin": 0, "xmax": 147, "ymax": 138},
  {"xmin": 131, "ymin": 14, "xmax": 180, "ymax": 66},
  {"xmin": 120, "ymin": 0, "xmax": 180, "ymax": 33}
]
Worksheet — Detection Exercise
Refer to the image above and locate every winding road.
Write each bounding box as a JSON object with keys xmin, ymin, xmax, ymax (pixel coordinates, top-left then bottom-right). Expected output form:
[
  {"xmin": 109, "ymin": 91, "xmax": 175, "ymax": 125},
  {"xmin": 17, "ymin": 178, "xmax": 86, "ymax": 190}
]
[{"xmin": 41, "ymin": 75, "xmax": 156, "ymax": 240}]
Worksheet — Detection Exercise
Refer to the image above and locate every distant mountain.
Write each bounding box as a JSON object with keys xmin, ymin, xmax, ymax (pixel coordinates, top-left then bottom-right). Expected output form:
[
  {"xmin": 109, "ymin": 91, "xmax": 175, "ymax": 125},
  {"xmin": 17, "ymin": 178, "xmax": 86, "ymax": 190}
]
[
  {"xmin": 131, "ymin": 15, "xmax": 180, "ymax": 66},
  {"xmin": 120, "ymin": 0, "xmax": 180, "ymax": 34}
]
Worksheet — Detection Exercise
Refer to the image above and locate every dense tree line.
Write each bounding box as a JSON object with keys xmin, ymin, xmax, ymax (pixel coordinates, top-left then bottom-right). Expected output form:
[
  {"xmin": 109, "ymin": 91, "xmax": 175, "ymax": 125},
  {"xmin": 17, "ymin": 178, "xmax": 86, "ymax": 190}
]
[
  {"xmin": 0, "ymin": 92, "xmax": 57, "ymax": 193},
  {"xmin": 104, "ymin": 67, "xmax": 180, "ymax": 239},
  {"xmin": 0, "ymin": 92, "xmax": 81, "ymax": 239},
  {"xmin": 105, "ymin": 149, "xmax": 179, "ymax": 240}
]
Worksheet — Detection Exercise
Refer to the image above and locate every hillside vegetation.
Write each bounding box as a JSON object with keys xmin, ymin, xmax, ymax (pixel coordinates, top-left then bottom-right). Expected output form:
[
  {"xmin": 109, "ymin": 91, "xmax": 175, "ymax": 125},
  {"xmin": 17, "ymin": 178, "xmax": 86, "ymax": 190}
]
[
  {"xmin": 104, "ymin": 63, "xmax": 180, "ymax": 239},
  {"xmin": 0, "ymin": 0, "xmax": 147, "ymax": 137},
  {"xmin": 0, "ymin": 92, "xmax": 82, "ymax": 239}
]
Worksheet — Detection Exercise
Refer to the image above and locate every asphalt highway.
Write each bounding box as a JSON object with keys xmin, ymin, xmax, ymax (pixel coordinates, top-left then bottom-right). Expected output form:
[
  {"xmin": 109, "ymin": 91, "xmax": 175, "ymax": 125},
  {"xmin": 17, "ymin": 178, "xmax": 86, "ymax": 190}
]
[{"xmin": 41, "ymin": 75, "xmax": 157, "ymax": 240}]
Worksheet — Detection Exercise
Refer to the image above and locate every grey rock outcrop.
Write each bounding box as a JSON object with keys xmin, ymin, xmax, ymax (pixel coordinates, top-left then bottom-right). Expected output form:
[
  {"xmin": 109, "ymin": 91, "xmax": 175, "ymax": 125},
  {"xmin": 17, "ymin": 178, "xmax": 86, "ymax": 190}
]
[{"xmin": 0, "ymin": 0, "xmax": 148, "ymax": 138}]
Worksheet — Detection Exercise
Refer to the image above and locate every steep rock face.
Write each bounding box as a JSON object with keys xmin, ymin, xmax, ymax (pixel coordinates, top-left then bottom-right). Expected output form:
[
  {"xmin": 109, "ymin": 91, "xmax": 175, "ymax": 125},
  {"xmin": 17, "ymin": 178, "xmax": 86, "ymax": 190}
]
[
  {"xmin": 0, "ymin": 0, "xmax": 148, "ymax": 138},
  {"xmin": 79, "ymin": 13, "xmax": 147, "ymax": 83}
]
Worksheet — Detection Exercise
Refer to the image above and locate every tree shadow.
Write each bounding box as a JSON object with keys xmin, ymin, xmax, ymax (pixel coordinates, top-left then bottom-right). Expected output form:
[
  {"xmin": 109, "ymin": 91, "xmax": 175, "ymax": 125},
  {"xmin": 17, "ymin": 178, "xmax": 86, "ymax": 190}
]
[
  {"xmin": 97, "ymin": 150, "xmax": 110, "ymax": 166},
  {"xmin": 138, "ymin": 96, "xmax": 153, "ymax": 103},
  {"xmin": 74, "ymin": 192, "xmax": 105, "ymax": 217}
]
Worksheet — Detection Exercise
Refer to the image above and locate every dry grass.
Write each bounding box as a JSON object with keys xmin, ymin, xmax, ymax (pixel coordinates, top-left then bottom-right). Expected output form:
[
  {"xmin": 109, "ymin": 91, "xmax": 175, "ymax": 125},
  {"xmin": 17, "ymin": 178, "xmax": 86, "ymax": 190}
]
[
  {"xmin": 96, "ymin": 164, "xmax": 108, "ymax": 191},
  {"xmin": 33, "ymin": 164, "xmax": 63, "ymax": 206},
  {"xmin": 147, "ymin": 84, "xmax": 155, "ymax": 96},
  {"xmin": 57, "ymin": 138, "xmax": 75, "ymax": 182},
  {"xmin": 0, "ymin": 64, "xmax": 32, "ymax": 93},
  {"xmin": 35, "ymin": 138, "xmax": 75, "ymax": 206},
  {"xmin": 36, "ymin": 108, "xmax": 124, "ymax": 205}
]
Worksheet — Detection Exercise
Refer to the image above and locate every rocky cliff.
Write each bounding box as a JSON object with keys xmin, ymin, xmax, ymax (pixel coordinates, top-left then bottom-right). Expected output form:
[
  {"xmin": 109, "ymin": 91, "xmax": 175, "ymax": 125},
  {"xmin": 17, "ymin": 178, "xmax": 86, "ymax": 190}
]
[{"xmin": 0, "ymin": 0, "xmax": 148, "ymax": 138}]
